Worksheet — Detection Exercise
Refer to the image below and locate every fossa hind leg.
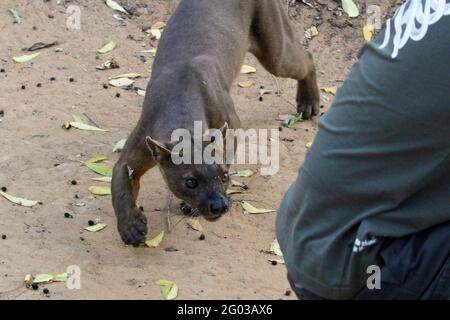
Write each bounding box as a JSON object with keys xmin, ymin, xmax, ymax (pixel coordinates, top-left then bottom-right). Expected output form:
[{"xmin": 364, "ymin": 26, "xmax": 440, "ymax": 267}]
[{"xmin": 249, "ymin": 0, "xmax": 320, "ymax": 119}]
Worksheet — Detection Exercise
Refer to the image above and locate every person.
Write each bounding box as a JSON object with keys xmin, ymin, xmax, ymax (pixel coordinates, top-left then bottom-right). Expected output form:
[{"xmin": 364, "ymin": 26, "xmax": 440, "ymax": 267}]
[{"xmin": 276, "ymin": 0, "xmax": 450, "ymax": 300}]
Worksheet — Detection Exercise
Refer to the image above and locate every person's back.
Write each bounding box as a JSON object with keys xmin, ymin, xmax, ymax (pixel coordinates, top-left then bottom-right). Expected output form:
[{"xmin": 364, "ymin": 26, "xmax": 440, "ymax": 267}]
[{"xmin": 276, "ymin": 0, "xmax": 450, "ymax": 299}]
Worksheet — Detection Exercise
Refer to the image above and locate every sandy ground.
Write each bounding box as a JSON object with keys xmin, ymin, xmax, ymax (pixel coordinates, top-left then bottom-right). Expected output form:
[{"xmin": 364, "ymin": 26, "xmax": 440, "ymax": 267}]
[{"xmin": 0, "ymin": 0, "xmax": 399, "ymax": 300}]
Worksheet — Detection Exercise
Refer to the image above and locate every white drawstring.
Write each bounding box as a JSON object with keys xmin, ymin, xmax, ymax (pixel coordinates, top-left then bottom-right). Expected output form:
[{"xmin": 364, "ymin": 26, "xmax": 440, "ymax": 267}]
[{"xmin": 380, "ymin": 0, "xmax": 450, "ymax": 58}]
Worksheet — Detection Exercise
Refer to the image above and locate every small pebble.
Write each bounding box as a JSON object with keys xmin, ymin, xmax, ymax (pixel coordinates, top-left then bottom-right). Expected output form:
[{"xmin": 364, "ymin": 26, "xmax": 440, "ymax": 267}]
[
  {"xmin": 139, "ymin": 206, "xmax": 144, "ymax": 212},
  {"xmin": 115, "ymin": 92, "xmax": 121, "ymax": 98},
  {"xmin": 80, "ymin": 237, "xmax": 85, "ymax": 241},
  {"xmin": 271, "ymin": 260, "xmax": 278, "ymax": 266},
  {"xmin": 1, "ymin": 235, "xmax": 6, "ymax": 240},
  {"xmin": 285, "ymin": 289, "xmax": 292, "ymax": 296},
  {"xmin": 88, "ymin": 220, "xmax": 95, "ymax": 226},
  {"xmin": 0, "ymin": 110, "xmax": 4, "ymax": 117},
  {"xmin": 32, "ymin": 26, "xmax": 37, "ymax": 31},
  {"xmin": 70, "ymin": 180, "xmax": 77, "ymax": 185},
  {"xmin": 69, "ymin": 77, "xmax": 75, "ymax": 82},
  {"xmin": 21, "ymin": 85, "xmax": 26, "ymax": 90},
  {"xmin": 1, "ymin": 186, "xmax": 6, "ymax": 192},
  {"xmin": 103, "ymin": 84, "xmax": 108, "ymax": 89},
  {"xmin": 64, "ymin": 212, "xmax": 73, "ymax": 219},
  {"xmin": 199, "ymin": 234, "xmax": 206, "ymax": 241},
  {"xmin": 36, "ymin": 83, "xmax": 42, "ymax": 87},
  {"xmin": 259, "ymin": 96, "xmax": 263, "ymax": 102},
  {"xmin": 43, "ymin": 288, "xmax": 49, "ymax": 295},
  {"xmin": 50, "ymin": 77, "xmax": 56, "ymax": 81},
  {"xmin": 0, "ymin": 68, "xmax": 5, "ymax": 73},
  {"xmin": 32, "ymin": 283, "xmax": 39, "ymax": 290}
]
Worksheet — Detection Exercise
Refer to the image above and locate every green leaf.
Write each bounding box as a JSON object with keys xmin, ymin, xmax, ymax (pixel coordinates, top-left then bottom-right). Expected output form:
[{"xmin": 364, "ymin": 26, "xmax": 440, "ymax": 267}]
[
  {"xmin": 145, "ymin": 231, "xmax": 164, "ymax": 248},
  {"xmin": 9, "ymin": 9, "xmax": 21, "ymax": 24},
  {"xmin": 91, "ymin": 177, "xmax": 112, "ymax": 183},
  {"xmin": 84, "ymin": 223, "xmax": 107, "ymax": 232},
  {"xmin": 13, "ymin": 52, "xmax": 40, "ymax": 63},
  {"xmin": 32, "ymin": 274, "xmax": 53, "ymax": 283},
  {"xmin": 86, "ymin": 155, "xmax": 108, "ymax": 163},
  {"xmin": 229, "ymin": 170, "xmax": 253, "ymax": 177},
  {"xmin": 0, "ymin": 191, "xmax": 38, "ymax": 207},
  {"xmin": 81, "ymin": 161, "xmax": 113, "ymax": 177},
  {"xmin": 155, "ymin": 279, "xmax": 178, "ymax": 300},
  {"xmin": 241, "ymin": 201, "xmax": 275, "ymax": 215},
  {"xmin": 282, "ymin": 114, "xmax": 303, "ymax": 128},
  {"xmin": 70, "ymin": 122, "xmax": 108, "ymax": 132},
  {"xmin": 270, "ymin": 239, "xmax": 283, "ymax": 257},
  {"xmin": 88, "ymin": 186, "xmax": 111, "ymax": 196},
  {"xmin": 97, "ymin": 40, "xmax": 117, "ymax": 54},
  {"xmin": 342, "ymin": 0, "xmax": 360, "ymax": 18},
  {"xmin": 113, "ymin": 138, "xmax": 127, "ymax": 152}
]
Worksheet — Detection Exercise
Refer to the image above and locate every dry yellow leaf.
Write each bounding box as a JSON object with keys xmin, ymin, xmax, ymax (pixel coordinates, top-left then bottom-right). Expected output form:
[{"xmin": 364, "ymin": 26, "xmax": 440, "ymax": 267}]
[
  {"xmin": 240, "ymin": 65, "xmax": 256, "ymax": 74},
  {"xmin": 363, "ymin": 25, "xmax": 375, "ymax": 42},
  {"xmin": 237, "ymin": 80, "xmax": 254, "ymax": 88}
]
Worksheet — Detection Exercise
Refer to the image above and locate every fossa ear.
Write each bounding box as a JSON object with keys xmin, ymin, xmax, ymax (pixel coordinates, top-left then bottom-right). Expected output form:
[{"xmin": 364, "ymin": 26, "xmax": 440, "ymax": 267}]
[{"xmin": 145, "ymin": 136, "xmax": 172, "ymax": 162}]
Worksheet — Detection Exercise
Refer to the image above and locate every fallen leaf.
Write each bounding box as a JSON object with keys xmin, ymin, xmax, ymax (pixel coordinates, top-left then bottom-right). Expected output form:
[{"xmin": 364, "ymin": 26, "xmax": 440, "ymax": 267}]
[
  {"xmin": 145, "ymin": 231, "xmax": 164, "ymax": 248},
  {"xmin": 270, "ymin": 239, "xmax": 283, "ymax": 257},
  {"xmin": 81, "ymin": 161, "xmax": 113, "ymax": 177},
  {"xmin": 84, "ymin": 223, "xmax": 107, "ymax": 232},
  {"xmin": 70, "ymin": 122, "xmax": 108, "ymax": 132},
  {"xmin": 32, "ymin": 273, "xmax": 68, "ymax": 284},
  {"xmin": 26, "ymin": 41, "xmax": 58, "ymax": 52},
  {"xmin": 9, "ymin": 9, "xmax": 21, "ymax": 24},
  {"xmin": 240, "ymin": 65, "xmax": 257, "ymax": 74},
  {"xmin": 230, "ymin": 170, "xmax": 253, "ymax": 177},
  {"xmin": 91, "ymin": 177, "xmax": 112, "ymax": 183},
  {"xmin": 96, "ymin": 59, "xmax": 120, "ymax": 70},
  {"xmin": 97, "ymin": 40, "xmax": 117, "ymax": 54},
  {"xmin": 88, "ymin": 186, "xmax": 111, "ymax": 196},
  {"xmin": 108, "ymin": 77, "xmax": 134, "ymax": 87},
  {"xmin": 106, "ymin": 0, "xmax": 129, "ymax": 15},
  {"xmin": 187, "ymin": 218, "xmax": 203, "ymax": 232},
  {"xmin": 155, "ymin": 279, "xmax": 178, "ymax": 300},
  {"xmin": 109, "ymin": 73, "xmax": 141, "ymax": 80},
  {"xmin": 363, "ymin": 24, "xmax": 375, "ymax": 42},
  {"xmin": 146, "ymin": 29, "xmax": 162, "ymax": 40},
  {"xmin": 322, "ymin": 86, "xmax": 337, "ymax": 95},
  {"xmin": 237, "ymin": 80, "xmax": 254, "ymax": 88},
  {"xmin": 13, "ymin": 52, "xmax": 40, "ymax": 63},
  {"xmin": 342, "ymin": 0, "xmax": 359, "ymax": 18},
  {"xmin": 71, "ymin": 114, "xmax": 84, "ymax": 124},
  {"xmin": 151, "ymin": 21, "xmax": 166, "ymax": 30},
  {"xmin": 137, "ymin": 89, "xmax": 146, "ymax": 97},
  {"xmin": 305, "ymin": 142, "xmax": 313, "ymax": 149},
  {"xmin": 32, "ymin": 274, "xmax": 53, "ymax": 284},
  {"xmin": 86, "ymin": 155, "xmax": 108, "ymax": 163},
  {"xmin": 306, "ymin": 26, "xmax": 319, "ymax": 38},
  {"xmin": 241, "ymin": 201, "xmax": 275, "ymax": 215},
  {"xmin": 0, "ymin": 191, "xmax": 38, "ymax": 207},
  {"xmin": 113, "ymin": 138, "xmax": 127, "ymax": 152},
  {"xmin": 282, "ymin": 114, "xmax": 303, "ymax": 128},
  {"xmin": 226, "ymin": 187, "xmax": 245, "ymax": 195}
]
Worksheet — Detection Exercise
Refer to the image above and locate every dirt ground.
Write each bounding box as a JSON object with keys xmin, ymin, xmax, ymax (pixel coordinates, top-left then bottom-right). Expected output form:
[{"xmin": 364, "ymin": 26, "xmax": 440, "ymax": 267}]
[{"xmin": 0, "ymin": 0, "xmax": 399, "ymax": 300}]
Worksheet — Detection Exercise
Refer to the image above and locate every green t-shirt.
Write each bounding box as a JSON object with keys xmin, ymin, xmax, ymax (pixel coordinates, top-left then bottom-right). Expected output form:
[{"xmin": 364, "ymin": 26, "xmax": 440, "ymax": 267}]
[{"xmin": 276, "ymin": 1, "xmax": 450, "ymax": 299}]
